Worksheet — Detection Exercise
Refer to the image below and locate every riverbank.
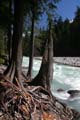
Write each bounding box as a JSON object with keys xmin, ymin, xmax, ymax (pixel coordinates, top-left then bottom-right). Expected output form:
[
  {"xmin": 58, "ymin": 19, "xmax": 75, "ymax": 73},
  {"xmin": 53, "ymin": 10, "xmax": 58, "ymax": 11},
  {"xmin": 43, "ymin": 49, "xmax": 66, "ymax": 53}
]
[
  {"xmin": 0, "ymin": 58, "xmax": 80, "ymax": 119},
  {"xmin": 0, "ymin": 76, "xmax": 80, "ymax": 120},
  {"xmin": 1, "ymin": 57, "xmax": 80, "ymax": 74},
  {"xmin": 35, "ymin": 57, "xmax": 80, "ymax": 67},
  {"xmin": 54, "ymin": 57, "xmax": 80, "ymax": 67},
  {"xmin": 1, "ymin": 56, "xmax": 80, "ymax": 67}
]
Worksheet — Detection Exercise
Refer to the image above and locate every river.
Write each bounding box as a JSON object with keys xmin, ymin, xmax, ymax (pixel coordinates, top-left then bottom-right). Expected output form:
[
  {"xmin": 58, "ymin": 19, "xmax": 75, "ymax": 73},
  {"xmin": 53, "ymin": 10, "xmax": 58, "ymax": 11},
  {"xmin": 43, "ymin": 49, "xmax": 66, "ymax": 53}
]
[{"xmin": 22, "ymin": 56, "xmax": 80, "ymax": 112}]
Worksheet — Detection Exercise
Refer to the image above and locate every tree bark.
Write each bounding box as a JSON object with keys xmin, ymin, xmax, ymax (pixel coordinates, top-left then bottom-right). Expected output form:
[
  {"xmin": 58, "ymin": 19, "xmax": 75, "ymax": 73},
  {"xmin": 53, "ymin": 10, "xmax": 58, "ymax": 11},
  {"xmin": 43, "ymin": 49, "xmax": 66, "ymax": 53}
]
[
  {"xmin": 27, "ymin": 2, "xmax": 35, "ymax": 80},
  {"xmin": 47, "ymin": 21, "xmax": 54, "ymax": 89},
  {"xmin": 11, "ymin": 0, "xmax": 24, "ymax": 82},
  {"xmin": 7, "ymin": 0, "xmax": 12, "ymax": 64},
  {"xmin": 4, "ymin": 0, "xmax": 24, "ymax": 85},
  {"xmin": 30, "ymin": 21, "xmax": 53, "ymax": 91}
]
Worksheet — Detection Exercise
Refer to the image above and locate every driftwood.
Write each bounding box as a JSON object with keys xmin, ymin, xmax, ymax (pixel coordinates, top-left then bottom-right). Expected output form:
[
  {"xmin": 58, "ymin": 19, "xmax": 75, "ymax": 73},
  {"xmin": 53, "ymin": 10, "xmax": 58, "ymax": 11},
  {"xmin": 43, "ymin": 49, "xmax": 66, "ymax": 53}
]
[{"xmin": 0, "ymin": 75, "xmax": 80, "ymax": 120}]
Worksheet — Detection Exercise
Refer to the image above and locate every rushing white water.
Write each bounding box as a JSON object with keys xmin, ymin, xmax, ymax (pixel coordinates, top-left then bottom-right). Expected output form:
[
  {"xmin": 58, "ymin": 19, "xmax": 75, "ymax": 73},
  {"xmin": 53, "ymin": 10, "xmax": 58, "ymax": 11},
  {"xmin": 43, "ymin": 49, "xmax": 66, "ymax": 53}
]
[{"xmin": 22, "ymin": 56, "xmax": 80, "ymax": 112}]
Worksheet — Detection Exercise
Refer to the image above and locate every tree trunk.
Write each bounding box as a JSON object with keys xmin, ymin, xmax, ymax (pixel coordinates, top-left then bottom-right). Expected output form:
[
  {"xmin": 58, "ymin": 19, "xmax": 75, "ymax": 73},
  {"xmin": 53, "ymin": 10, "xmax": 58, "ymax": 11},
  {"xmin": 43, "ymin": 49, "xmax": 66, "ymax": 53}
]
[
  {"xmin": 4, "ymin": 0, "xmax": 24, "ymax": 85},
  {"xmin": 7, "ymin": 25, "xmax": 12, "ymax": 64},
  {"xmin": 47, "ymin": 21, "xmax": 54, "ymax": 89},
  {"xmin": 7, "ymin": 0, "xmax": 12, "ymax": 64},
  {"xmin": 12, "ymin": 0, "xmax": 23, "ymax": 80},
  {"xmin": 27, "ymin": 3, "xmax": 35, "ymax": 80},
  {"xmin": 30, "ymin": 21, "xmax": 53, "ymax": 91}
]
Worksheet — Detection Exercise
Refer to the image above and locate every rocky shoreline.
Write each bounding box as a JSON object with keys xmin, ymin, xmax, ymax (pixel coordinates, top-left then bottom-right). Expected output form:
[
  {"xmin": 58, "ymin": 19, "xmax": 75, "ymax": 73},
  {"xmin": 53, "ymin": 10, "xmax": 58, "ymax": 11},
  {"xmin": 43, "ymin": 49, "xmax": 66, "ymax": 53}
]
[
  {"xmin": 35, "ymin": 57, "xmax": 80, "ymax": 67},
  {"xmin": 54, "ymin": 57, "xmax": 80, "ymax": 67}
]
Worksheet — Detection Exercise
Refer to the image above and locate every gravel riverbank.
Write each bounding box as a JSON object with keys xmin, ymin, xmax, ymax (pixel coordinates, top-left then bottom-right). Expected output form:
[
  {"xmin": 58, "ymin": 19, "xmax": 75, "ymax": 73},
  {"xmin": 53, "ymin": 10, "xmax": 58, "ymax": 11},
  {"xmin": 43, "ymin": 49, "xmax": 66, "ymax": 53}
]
[
  {"xmin": 35, "ymin": 57, "xmax": 80, "ymax": 67},
  {"xmin": 1, "ymin": 56, "xmax": 80, "ymax": 67},
  {"xmin": 54, "ymin": 57, "xmax": 80, "ymax": 67},
  {"xmin": 1, "ymin": 57, "xmax": 80, "ymax": 74}
]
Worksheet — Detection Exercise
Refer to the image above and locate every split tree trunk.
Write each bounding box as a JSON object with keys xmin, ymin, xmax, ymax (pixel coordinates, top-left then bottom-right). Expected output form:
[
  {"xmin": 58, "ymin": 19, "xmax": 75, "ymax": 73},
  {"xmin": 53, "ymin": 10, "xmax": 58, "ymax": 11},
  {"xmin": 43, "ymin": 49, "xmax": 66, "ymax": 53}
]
[{"xmin": 30, "ymin": 21, "xmax": 53, "ymax": 91}]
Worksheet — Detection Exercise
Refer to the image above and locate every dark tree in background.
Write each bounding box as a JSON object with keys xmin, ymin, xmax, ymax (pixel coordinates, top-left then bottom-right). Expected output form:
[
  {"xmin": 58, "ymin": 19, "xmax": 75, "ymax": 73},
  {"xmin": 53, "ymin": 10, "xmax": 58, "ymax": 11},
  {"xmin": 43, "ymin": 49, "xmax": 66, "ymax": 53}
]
[
  {"xmin": 54, "ymin": 6, "xmax": 80, "ymax": 56},
  {"xmin": 26, "ymin": 0, "xmax": 35, "ymax": 80},
  {"xmin": 7, "ymin": 0, "xmax": 13, "ymax": 64}
]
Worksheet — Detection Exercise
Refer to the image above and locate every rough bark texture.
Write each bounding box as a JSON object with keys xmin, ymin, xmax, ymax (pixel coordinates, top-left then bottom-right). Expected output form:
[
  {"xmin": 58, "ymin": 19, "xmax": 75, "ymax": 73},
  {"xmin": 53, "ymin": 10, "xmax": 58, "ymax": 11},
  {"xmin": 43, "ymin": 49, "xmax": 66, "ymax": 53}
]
[
  {"xmin": 27, "ymin": 1, "xmax": 35, "ymax": 80},
  {"xmin": 47, "ymin": 21, "xmax": 53, "ymax": 90},
  {"xmin": 12, "ymin": 0, "xmax": 23, "ymax": 79},
  {"xmin": 30, "ymin": 21, "xmax": 53, "ymax": 91},
  {"xmin": 7, "ymin": 0, "xmax": 12, "ymax": 64},
  {"xmin": 4, "ymin": 0, "xmax": 24, "ymax": 83}
]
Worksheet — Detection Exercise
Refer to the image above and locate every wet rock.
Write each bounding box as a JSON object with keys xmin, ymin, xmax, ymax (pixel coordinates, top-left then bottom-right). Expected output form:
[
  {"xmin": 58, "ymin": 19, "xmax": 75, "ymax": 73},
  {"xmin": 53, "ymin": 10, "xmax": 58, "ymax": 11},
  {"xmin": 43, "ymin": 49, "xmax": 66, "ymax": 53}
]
[
  {"xmin": 67, "ymin": 90, "xmax": 80, "ymax": 98},
  {"xmin": 57, "ymin": 88, "xmax": 65, "ymax": 92}
]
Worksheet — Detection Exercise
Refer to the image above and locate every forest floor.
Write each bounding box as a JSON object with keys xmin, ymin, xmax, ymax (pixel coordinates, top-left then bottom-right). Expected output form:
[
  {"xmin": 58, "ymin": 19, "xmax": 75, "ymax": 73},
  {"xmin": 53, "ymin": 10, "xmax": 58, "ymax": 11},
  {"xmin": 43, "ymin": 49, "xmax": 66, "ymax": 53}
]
[
  {"xmin": 0, "ymin": 73, "xmax": 80, "ymax": 120},
  {"xmin": 0, "ymin": 58, "xmax": 80, "ymax": 119}
]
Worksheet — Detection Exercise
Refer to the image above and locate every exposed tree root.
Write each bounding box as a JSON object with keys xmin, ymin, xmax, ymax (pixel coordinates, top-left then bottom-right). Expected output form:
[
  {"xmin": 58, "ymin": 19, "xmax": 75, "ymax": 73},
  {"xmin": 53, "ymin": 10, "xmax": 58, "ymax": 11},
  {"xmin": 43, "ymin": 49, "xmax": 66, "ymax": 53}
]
[{"xmin": 0, "ymin": 75, "xmax": 80, "ymax": 120}]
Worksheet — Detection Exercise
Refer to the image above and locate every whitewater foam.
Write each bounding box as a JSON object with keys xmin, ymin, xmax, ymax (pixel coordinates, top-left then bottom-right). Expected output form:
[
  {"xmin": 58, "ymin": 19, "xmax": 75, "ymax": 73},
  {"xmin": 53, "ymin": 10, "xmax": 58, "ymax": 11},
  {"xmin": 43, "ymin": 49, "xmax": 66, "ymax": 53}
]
[{"xmin": 22, "ymin": 57, "xmax": 80, "ymax": 112}]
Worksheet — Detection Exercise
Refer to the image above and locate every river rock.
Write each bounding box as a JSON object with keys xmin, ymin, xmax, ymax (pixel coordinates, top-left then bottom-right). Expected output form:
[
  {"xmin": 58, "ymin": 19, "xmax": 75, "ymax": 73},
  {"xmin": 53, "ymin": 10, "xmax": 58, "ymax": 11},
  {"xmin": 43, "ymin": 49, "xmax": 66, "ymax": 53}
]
[
  {"xmin": 57, "ymin": 88, "xmax": 65, "ymax": 92},
  {"xmin": 67, "ymin": 90, "xmax": 80, "ymax": 98}
]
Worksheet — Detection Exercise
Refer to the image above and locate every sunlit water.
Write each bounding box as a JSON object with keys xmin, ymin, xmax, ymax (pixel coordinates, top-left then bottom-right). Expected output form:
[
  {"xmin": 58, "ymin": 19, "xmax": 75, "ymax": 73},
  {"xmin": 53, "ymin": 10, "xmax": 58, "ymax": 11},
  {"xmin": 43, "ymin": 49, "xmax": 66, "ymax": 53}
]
[{"xmin": 22, "ymin": 56, "xmax": 80, "ymax": 112}]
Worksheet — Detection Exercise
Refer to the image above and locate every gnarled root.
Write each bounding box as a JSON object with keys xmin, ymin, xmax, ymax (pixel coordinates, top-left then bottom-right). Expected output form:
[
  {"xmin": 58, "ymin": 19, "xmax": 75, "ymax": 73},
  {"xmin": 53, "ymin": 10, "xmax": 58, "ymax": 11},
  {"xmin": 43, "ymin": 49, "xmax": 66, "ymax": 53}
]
[{"xmin": 0, "ymin": 75, "xmax": 80, "ymax": 120}]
